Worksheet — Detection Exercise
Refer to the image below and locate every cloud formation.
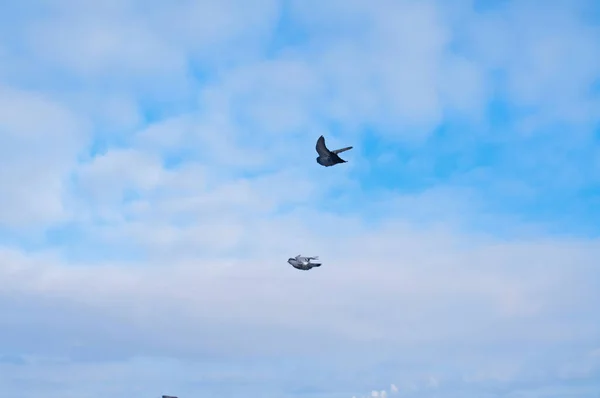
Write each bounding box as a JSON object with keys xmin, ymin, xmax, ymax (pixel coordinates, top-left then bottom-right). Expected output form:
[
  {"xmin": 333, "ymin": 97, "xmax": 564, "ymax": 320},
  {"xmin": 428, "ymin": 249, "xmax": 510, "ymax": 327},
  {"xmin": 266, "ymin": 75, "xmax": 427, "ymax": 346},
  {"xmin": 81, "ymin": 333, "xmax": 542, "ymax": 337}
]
[{"xmin": 0, "ymin": 0, "xmax": 599, "ymax": 397}]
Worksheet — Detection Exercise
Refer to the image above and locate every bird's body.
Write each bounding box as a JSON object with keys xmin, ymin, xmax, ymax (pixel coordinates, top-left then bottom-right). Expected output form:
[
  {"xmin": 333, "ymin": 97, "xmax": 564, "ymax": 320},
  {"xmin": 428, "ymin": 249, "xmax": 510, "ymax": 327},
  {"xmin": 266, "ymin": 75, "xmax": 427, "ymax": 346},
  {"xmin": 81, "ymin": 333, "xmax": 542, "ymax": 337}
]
[
  {"xmin": 287, "ymin": 255, "xmax": 321, "ymax": 270},
  {"xmin": 315, "ymin": 135, "xmax": 353, "ymax": 167}
]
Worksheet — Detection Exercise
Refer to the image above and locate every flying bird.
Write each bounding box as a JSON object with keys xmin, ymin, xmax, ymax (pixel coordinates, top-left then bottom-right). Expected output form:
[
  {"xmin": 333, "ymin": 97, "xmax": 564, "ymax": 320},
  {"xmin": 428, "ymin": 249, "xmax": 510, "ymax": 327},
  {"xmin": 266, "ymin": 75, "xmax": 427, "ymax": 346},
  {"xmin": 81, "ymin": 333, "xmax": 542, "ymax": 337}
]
[
  {"xmin": 287, "ymin": 255, "xmax": 321, "ymax": 271},
  {"xmin": 315, "ymin": 135, "xmax": 353, "ymax": 167}
]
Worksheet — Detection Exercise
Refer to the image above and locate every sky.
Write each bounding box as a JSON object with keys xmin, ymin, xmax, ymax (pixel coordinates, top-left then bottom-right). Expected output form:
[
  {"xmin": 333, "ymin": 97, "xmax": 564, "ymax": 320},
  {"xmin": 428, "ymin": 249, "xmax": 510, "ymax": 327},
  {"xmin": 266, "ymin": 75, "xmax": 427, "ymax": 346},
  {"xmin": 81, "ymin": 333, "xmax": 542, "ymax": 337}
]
[{"xmin": 1, "ymin": 0, "xmax": 600, "ymax": 397}]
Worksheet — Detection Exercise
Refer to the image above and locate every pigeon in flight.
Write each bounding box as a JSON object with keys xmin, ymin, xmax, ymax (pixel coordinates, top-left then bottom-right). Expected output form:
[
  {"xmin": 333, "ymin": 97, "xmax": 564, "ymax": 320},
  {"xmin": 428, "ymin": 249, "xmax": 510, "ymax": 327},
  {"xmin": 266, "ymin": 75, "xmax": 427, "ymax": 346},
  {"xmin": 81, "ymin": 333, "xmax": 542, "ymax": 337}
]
[
  {"xmin": 287, "ymin": 255, "xmax": 321, "ymax": 271},
  {"xmin": 315, "ymin": 135, "xmax": 353, "ymax": 167}
]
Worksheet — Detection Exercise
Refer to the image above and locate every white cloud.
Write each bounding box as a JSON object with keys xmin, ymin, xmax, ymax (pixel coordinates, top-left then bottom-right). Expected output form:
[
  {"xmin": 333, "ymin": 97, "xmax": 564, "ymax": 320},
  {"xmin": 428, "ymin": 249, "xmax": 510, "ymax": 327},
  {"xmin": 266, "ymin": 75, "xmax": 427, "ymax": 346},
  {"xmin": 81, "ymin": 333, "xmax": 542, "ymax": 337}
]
[
  {"xmin": 428, "ymin": 376, "xmax": 439, "ymax": 388},
  {"xmin": 460, "ymin": 0, "xmax": 600, "ymax": 131},
  {"xmin": 286, "ymin": 0, "xmax": 458, "ymax": 139},
  {"xmin": 0, "ymin": 85, "xmax": 90, "ymax": 228},
  {"xmin": 1, "ymin": 219, "xmax": 599, "ymax": 357},
  {"xmin": 17, "ymin": 0, "xmax": 280, "ymax": 77}
]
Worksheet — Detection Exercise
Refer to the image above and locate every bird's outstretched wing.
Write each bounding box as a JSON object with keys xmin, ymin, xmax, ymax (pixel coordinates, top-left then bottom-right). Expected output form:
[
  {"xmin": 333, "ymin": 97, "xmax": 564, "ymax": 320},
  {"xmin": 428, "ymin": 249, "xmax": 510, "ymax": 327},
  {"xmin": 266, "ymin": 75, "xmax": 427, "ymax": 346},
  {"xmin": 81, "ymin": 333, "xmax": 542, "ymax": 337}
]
[
  {"xmin": 332, "ymin": 146, "xmax": 353, "ymax": 154},
  {"xmin": 316, "ymin": 135, "xmax": 330, "ymax": 157}
]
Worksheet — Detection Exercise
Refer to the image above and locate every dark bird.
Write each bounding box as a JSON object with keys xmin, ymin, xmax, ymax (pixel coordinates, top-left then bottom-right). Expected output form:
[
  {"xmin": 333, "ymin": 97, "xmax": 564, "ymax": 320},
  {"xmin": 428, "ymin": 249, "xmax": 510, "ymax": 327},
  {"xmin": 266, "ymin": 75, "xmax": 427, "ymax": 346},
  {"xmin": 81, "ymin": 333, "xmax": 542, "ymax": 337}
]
[{"xmin": 315, "ymin": 135, "xmax": 353, "ymax": 167}]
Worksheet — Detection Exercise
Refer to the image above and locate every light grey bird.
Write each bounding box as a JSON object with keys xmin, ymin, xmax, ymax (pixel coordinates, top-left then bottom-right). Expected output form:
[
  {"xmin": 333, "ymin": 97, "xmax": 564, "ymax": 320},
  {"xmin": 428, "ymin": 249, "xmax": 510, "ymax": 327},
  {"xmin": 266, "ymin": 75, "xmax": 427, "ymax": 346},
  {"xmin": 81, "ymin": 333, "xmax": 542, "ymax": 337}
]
[
  {"xmin": 287, "ymin": 255, "xmax": 321, "ymax": 271},
  {"xmin": 315, "ymin": 135, "xmax": 353, "ymax": 167}
]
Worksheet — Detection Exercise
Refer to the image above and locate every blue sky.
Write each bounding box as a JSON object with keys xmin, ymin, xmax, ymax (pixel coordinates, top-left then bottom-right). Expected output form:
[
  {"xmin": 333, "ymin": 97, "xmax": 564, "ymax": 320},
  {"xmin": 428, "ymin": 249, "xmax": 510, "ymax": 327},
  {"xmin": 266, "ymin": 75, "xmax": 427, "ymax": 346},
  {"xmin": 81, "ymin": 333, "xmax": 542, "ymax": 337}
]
[{"xmin": 1, "ymin": 0, "xmax": 600, "ymax": 397}]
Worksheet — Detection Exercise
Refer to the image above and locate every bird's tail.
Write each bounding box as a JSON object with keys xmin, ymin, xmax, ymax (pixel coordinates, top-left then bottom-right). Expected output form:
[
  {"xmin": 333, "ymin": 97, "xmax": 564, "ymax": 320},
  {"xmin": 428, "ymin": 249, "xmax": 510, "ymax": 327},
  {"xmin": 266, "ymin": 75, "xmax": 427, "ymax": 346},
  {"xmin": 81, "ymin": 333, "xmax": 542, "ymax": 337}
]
[
  {"xmin": 312, "ymin": 263, "xmax": 322, "ymax": 267},
  {"xmin": 332, "ymin": 146, "xmax": 353, "ymax": 154}
]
